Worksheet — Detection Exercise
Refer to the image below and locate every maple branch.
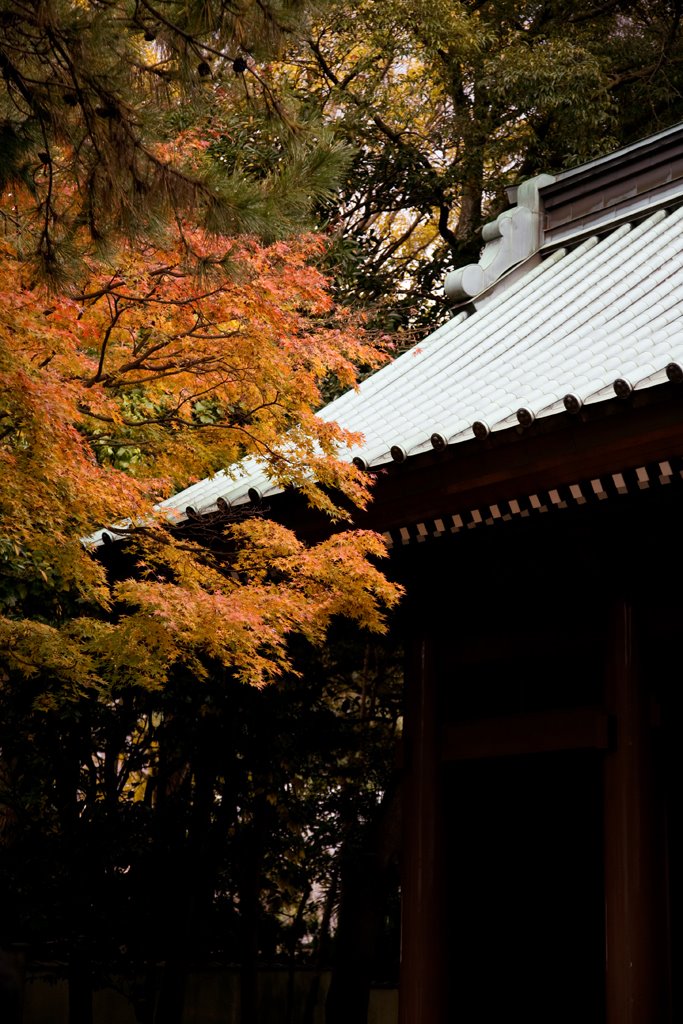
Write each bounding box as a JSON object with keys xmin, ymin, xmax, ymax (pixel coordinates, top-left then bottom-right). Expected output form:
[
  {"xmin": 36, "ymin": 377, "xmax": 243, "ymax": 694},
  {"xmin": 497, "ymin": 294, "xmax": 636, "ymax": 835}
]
[
  {"xmin": 85, "ymin": 281, "xmax": 233, "ymax": 307},
  {"xmin": 187, "ymin": 330, "xmax": 242, "ymax": 341},
  {"xmin": 99, "ymin": 354, "xmax": 236, "ymax": 388},
  {"xmin": 183, "ymin": 395, "xmax": 284, "ymax": 427},
  {"xmin": 91, "ymin": 298, "xmax": 126, "ymax": 384},
  {"xmin": 96, "ymin": 337, "xmax": 177, "ymax": 383},
  {"xmin": 75, "ymin": 277, "xmax": 126, "ymax": 302}
]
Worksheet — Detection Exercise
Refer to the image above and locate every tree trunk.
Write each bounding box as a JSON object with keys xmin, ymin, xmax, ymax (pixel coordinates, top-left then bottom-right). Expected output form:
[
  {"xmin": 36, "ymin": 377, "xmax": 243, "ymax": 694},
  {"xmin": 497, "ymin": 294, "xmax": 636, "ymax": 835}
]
[
  {"xmin": 325, "ymin": 783, "xmax": 401, "ymax": 1024},
  {"xmin": 284, "ymin": 885, "xmax": 312, "ymax": 1024},
  {"xmin": 238, "ymin": 798, "xmax": 269, "ymax": 1024},
  {"xmin": 302, "ymin": 867, "xmax": 338, "ymax": 1024}
]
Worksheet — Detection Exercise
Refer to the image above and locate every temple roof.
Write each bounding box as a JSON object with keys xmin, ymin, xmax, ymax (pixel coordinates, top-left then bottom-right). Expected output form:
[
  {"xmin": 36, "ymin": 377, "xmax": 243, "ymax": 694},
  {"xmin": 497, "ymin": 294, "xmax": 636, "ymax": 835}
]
[{"xmin": 87, "ymin": 122, "xmax": 683, "ymax": 546}]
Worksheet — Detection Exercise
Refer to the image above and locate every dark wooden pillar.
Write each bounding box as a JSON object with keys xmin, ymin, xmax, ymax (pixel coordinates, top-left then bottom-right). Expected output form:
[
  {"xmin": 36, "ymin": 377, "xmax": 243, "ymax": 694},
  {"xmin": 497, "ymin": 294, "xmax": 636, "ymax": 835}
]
[
  {"xmin": 399, "ymin": 621, "xmax": 445, "ymax": 1024},
  {"xmin": 603, "ymin": 599, "xmax": 669, "ymax": 1024}
]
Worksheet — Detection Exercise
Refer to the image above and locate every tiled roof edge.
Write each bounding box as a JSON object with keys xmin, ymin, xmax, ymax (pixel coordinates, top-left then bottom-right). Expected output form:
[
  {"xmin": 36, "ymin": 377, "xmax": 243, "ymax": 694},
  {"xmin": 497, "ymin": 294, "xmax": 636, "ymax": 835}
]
[{"xmin": 540, "ymin": 121, "xmax": 683, "ymax": 242}]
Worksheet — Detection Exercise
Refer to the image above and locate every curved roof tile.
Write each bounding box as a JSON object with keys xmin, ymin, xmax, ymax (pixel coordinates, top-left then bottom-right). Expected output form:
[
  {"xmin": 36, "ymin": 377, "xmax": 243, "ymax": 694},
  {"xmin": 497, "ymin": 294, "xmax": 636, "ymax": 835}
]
[{"xmin": 86, "ymin": 191, "xmax": 683, "ymax": 547}]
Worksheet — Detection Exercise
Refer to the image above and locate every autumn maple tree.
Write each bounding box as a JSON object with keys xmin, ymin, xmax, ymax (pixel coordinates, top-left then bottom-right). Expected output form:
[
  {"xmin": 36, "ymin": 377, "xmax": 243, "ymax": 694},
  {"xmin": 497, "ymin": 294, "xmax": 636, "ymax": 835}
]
[
  {"xmin": 0, "ymin": 8, "xmax": 404, "ymax": 1017},
  {"xmin": 0, "ymin": 2, "xmax": 402, "ymax": 697},
  {"xmin": 3, "ymin": 226, "xmax": 402, "ymax": 686}
]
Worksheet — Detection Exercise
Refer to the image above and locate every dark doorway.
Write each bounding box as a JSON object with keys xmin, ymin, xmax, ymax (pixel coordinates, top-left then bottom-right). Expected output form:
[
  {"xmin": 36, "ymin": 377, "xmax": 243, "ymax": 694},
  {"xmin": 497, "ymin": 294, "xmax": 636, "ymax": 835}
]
[{"xmin": 445, "ymin": 751, "xmax": 605, "ymax": 1023}]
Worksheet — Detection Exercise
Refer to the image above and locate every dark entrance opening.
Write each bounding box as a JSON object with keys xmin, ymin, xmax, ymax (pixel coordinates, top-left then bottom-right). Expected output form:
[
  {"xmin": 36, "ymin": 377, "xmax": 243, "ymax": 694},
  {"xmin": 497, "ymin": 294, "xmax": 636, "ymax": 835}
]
[{"xmin": 445, "ymin": 750, "xmax": 604, "ymax": 1023}]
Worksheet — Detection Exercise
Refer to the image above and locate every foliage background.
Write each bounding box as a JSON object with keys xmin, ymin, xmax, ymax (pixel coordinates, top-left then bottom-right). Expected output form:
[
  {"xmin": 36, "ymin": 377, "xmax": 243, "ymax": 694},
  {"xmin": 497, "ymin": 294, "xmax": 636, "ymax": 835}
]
[{"xmin": 4, "ymin": 2, "xmax": 683, "ymax": 1023}]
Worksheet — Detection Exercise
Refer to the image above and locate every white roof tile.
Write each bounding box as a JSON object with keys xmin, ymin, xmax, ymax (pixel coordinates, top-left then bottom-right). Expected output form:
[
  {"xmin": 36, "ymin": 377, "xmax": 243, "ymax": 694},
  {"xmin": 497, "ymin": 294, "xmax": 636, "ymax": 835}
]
[{"xmin": 87, "ymin": 197, "xmax": 683, "ymax": 546}]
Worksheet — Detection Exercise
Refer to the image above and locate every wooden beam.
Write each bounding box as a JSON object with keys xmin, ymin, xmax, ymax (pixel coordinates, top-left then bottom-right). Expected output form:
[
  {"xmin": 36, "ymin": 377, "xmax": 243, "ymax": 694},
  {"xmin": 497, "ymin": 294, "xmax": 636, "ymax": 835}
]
[
  {"xmin": 352, "ymin": 387, "xmax": 683, "ymax": 535},
  {"xmin": 243, "ymin": 385, "xmax": 683, "ymax": 547},
  {"xmin": 399, "ymin": 620, "xmax": 445, "ymax": 1024},
  {"xmin": 603, "ymin": 600, "xmax": 670, "ymax": 1024},
  {"xmin": 441, "ymin": 708, "xmax": 610, "ymax": 761}
]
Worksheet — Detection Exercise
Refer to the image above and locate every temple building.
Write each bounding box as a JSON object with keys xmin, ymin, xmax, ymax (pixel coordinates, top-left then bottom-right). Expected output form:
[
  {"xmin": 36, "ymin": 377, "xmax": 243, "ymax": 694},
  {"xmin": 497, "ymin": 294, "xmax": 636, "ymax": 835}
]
[{"xmin": 94, "ymin": 122, "xmax": 683, "ymax": 1024}]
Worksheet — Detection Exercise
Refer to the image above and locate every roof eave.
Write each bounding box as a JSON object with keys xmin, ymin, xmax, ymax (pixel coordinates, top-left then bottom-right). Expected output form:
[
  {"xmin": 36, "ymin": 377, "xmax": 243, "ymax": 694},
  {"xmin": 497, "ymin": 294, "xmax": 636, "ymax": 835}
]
[{"xmin": 257, "ymin": 380, "xmax": 683, "ymax": 542}]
